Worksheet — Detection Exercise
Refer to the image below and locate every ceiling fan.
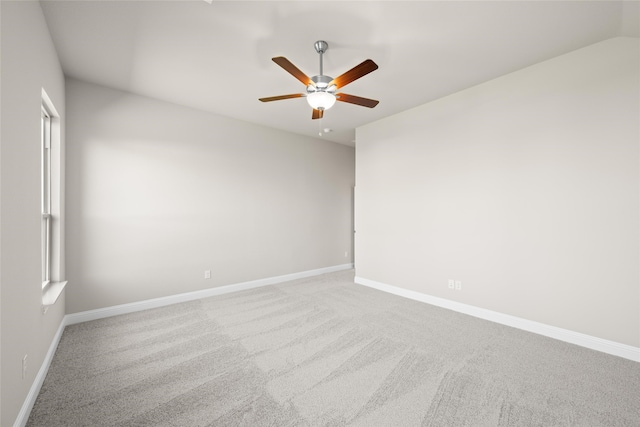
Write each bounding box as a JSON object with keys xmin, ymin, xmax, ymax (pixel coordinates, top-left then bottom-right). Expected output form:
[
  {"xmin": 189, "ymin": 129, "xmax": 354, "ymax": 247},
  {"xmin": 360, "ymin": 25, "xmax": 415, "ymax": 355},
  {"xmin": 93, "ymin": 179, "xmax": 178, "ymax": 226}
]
[{"xmin": 259, "ymin": 40, "xmax": 379, "ymax": 120}]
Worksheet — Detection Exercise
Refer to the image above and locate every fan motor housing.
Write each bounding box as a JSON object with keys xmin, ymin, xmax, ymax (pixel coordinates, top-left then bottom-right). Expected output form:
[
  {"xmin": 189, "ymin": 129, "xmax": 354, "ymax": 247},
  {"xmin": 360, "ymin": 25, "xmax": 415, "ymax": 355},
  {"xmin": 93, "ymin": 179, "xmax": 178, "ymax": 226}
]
[{"xmin": 311, "ymin": 75, "xmax": 333, "ymax": 88}]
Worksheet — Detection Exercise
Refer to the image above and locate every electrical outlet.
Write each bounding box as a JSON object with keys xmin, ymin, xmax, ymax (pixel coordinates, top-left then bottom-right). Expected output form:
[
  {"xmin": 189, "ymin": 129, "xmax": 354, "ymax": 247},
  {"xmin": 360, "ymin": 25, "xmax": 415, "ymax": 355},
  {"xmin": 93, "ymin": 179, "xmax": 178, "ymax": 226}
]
[
  {"xmin": 204, "ymin": 270, "xmax": 211, "ymax": 279},
  {"xmin": 455, "ymin": 280, "xmax": 462, "ymax": 291},
  {"xmin": 22, "ymin": 355, "xmax": 28, "ymax": 379},
  {"xmin": 448, "ymin": 279, "xmax": 455, "ymax": 289},
  {"xmin": 344, "ymin": 251, "xmax": 348, "ymax": 258}
]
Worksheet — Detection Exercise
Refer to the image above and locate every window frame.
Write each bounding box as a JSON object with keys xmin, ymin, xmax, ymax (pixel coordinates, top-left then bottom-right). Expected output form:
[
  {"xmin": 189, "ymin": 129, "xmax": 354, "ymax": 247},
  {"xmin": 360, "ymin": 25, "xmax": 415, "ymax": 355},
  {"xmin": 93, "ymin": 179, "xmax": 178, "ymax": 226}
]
[{"xmin": 41, "ymin": 105, "xmax": 52, "ymax": 288}]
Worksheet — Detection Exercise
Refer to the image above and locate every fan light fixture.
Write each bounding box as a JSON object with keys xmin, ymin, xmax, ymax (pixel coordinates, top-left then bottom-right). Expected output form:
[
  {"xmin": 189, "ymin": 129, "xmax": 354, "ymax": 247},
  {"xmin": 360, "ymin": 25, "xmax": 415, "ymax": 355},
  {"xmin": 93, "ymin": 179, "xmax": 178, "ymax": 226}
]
[{"xmin": 259, "ymin": 40, "xmax": 379, "ymax": 120}]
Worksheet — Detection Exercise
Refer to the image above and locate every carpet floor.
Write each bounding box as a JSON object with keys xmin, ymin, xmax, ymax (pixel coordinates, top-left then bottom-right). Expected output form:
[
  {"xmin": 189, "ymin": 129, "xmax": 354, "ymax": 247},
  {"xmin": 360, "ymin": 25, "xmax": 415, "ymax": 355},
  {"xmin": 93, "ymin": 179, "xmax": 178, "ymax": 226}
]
[{"xmin": 27, "ymin": 270, "xmax": 639, "ymax": 426}]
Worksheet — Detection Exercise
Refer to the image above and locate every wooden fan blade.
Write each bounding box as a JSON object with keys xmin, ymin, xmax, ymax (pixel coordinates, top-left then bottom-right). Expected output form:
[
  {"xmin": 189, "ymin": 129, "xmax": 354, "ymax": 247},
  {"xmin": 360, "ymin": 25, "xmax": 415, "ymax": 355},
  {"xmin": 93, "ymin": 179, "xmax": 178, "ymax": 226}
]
[
  {"xmin": 272, "ymin": 57, "xmax": 313, "ymax": 86},
  {"xmin": 259, "ymin": 94, "xmax": 304, "ymax": 102},
  {"xmin": 336, "ymin": 93, "xmax": 379, "ymax": 108},
  {"xmin": 329, "ymin": 59, "xmax": 378, "ymax": 89},
  {"xmin": 312, "ymin": 109, "xmax": 324, "ymax": 120}
]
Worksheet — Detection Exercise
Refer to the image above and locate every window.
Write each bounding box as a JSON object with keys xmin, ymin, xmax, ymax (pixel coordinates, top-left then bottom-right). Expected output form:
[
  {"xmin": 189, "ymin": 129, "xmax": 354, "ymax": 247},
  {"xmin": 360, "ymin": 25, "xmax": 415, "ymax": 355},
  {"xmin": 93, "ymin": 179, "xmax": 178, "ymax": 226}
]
[{"xmin": 41, "ymin": 89, "xmax": 66, "ymax": 307}]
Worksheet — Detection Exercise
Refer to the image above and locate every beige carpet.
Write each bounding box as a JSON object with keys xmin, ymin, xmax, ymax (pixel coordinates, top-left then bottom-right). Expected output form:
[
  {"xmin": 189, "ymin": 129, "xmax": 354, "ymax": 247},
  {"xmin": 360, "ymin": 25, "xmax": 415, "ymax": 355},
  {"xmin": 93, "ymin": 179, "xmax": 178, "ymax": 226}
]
[{"xmin": 27, "ymin": 270, "xmax": 640, "ymax": 426}]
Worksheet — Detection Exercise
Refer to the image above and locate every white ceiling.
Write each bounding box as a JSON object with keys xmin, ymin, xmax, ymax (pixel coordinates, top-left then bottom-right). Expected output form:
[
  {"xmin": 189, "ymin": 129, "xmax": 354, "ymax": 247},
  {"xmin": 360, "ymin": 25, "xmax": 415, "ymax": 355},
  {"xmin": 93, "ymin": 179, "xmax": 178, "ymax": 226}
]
[{"xmin": 40, "ymin": 0, "xmax": 639, "ymax": 146}]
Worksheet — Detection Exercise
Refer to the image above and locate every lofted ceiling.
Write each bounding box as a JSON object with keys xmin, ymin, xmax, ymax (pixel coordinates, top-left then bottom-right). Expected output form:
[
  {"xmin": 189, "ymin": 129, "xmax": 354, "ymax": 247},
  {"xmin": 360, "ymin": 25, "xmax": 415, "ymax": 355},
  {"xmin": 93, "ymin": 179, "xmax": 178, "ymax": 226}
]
[{"xmin": 40, "ymin": 0, "xmax": 639, "ymax": 146}]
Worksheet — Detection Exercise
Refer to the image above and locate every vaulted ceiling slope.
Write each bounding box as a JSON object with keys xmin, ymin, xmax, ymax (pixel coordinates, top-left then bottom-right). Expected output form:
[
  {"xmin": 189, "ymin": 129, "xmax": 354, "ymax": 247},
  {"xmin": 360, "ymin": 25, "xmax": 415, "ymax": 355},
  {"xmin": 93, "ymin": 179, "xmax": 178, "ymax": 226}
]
[{"xmin": 40, "ymin": 0, "xmax": 639, "ymax": 145}]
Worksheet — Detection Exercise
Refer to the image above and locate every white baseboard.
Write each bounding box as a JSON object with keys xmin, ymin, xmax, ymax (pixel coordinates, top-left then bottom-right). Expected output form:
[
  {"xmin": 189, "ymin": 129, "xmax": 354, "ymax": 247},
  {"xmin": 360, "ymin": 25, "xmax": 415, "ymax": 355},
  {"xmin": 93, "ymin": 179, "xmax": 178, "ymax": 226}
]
[
  {"xmin": 66, "ymin": 263, "xmax": 354, "ymax": 325},
  {"xmin": 14, "ymin": 318, "xmax": 67, "ymax": 427},
  {"xmin": 354, "ymin": 276, "xmax": 640, "ymax": 363}
]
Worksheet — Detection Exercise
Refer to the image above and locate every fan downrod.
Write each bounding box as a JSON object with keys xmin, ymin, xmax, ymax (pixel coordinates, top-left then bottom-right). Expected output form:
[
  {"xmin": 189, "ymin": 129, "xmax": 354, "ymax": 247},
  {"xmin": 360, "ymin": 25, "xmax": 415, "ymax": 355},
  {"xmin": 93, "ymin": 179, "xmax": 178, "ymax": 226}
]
[{"xmin": 314, "ymin": 40, "xmax": 329, "ymax": 77}]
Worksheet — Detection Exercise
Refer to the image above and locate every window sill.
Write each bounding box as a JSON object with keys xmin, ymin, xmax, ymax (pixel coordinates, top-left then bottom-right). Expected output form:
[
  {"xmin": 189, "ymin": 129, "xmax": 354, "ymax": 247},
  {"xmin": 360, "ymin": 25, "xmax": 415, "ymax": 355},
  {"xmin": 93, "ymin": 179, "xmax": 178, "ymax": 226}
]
[{"xmin": 42, "ymin": 280, "xmax": 67, "ymax": 307}]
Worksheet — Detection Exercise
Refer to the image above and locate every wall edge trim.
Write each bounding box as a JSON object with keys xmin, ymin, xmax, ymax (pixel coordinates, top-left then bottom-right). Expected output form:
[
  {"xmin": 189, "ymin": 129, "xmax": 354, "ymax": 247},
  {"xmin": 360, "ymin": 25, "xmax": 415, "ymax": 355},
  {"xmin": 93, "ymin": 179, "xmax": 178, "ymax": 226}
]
[
  {"xmin": 14, "ymin": 316, "xmax": 68, "ymax": 427},
  {"xmin": 66, "ymin": 264, "xmax": 354, "ymax": 325},
  {"xmin": 354, "ymin": 275, "xmax": 640, "ymax": 363}
]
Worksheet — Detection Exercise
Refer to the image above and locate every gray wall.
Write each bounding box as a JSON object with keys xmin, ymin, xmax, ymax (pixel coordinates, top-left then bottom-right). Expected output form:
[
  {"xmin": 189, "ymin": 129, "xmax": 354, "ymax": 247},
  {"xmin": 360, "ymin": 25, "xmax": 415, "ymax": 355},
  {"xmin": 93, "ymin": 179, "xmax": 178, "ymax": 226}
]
[
  {"xmin": 0, "ymin": 2, "xmax": 67, "ymax": 425},
  {"xmin": 356, "ymin": 37, "xmax": 639, "ymax": 347},
  {"xmin": 65, "ymin": 78, "xmax": 355, "ymax": 313}
]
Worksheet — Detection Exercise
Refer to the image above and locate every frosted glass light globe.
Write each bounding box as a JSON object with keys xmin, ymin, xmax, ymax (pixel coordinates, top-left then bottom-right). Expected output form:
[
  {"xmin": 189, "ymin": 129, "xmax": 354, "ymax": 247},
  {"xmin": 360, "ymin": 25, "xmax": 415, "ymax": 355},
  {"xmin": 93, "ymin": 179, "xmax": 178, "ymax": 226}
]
[{"xmin": 307, "ymin": 91, "xmax": 336, "ymax": 110}]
